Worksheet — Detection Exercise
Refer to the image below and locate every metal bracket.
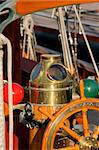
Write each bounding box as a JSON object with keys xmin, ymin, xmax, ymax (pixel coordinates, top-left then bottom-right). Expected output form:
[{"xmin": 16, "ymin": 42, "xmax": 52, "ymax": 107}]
[{"xmin": 0, "ymin": 0, "xmax": 21, "ymax": 32}]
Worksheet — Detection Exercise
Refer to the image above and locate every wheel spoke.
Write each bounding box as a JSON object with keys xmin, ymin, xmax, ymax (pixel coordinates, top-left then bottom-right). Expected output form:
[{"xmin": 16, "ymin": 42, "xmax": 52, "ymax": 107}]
[
  {"xmin": 53, "ymin": 144, "xmax": 79, "ymax": 150},
  {"xmin": 93, "ymin": 126, "xmax": 99, "ymax": 138},
  {"xmin": 82, "ymin": 108, "xmax": 90, "ymax": 136},
  {"xmin": 61, "ymin": 123, "xmax": 82, "ymax": 142}
]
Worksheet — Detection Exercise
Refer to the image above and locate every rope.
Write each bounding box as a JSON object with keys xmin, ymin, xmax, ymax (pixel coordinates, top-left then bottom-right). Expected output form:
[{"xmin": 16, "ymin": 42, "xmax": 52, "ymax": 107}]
[
  {"xmin": 0, "ymin": 47, "xmax": 5, "ymax": 150},
  {"xmin": 0, "ymin": 34, "xmax": 13, "ymax": 150},
  {"xmin": 73, "ymin": 5, "xmax": 99, "ymax": 79},
  {"xmin": 57, "ymin": 7, "xmax": 74, "ymax": 75},
  {"xmin": 22, "ymin": 14, "xmax": 37, "ymax": 61},
  {"xmin": 68, "ymin": 32, "xmax": 80, "ymax": 82}
]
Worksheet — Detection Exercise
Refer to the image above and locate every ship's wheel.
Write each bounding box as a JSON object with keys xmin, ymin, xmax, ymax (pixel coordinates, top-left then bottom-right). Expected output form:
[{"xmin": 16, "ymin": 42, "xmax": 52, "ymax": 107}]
[{"xmin": 42, "ymin": 98, "xmax": 99, "ymax": 150}]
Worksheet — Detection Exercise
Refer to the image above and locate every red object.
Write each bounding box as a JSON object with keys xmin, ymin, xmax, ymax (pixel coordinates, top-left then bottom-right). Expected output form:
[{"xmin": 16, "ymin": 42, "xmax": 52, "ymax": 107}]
[{"xmin": 3, "ymin": 83, "xmax": 24, "ymax": 105}]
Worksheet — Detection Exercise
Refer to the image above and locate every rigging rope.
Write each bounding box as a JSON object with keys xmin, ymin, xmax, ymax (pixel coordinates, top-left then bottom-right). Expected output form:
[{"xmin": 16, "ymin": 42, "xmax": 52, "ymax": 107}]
[
  {"xmin": 73, "ymin": 5, "xmax": 99, "ymax": 79},
  {"xmin": 0, "ymin": 46, "xmax": 5, "ymax": 150},
  {"xmin": 0, "ymin": 34, "xmax": 13, "ymax": 150},
  {"xmin": 22, "ymin": 14, "xmax": 37, "ymax": 61},
  {"xmin": 57, "ymin": 7, "xmax": 74, "ymax": 75}
]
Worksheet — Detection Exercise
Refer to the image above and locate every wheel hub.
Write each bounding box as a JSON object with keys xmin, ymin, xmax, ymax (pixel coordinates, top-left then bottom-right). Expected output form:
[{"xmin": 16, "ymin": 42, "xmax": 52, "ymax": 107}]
[{"xmin": 80, "ymin": 136, "xmax": 98, "ymax": 149}]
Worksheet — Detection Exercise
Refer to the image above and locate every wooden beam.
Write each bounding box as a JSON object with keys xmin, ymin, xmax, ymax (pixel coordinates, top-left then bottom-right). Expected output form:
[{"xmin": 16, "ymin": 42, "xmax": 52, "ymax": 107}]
[{"xmin": 16, "ymin": 0, "xmax": 99, "ymax": 15}]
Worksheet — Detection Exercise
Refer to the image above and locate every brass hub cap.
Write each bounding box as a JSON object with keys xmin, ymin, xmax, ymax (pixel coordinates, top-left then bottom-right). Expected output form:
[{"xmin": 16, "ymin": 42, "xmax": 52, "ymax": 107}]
[{"xmin": 80, "ymin": 137, "xmax": 98, "ymax": 149}]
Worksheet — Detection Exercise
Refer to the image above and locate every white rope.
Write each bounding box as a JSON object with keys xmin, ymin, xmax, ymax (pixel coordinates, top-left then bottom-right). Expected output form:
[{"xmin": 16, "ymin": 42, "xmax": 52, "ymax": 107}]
[
  {"xmin": 57, "ymin": 7, "xmax": 74, "ymax": 75},
  {"xmin": 0, "ymin": 46, "xmax": 5, "ymax": 150},
  {"xmin": 0, "ymin": 34, "xmax": 13, "ymax": 150},
  {"xmin": 0, "ymin": 10, "xmax": 9, "ymax": 16},
  {"xmin": 68, "ymin": 32, "xmax": 80, "ymax": 81},
  {"xmin": 73, "ymin": 5, "xmax": 99, "ymax": 79},
  {"xmin": 22, "ymin": 28, "xmax": 27, "ymax": 58},
  {"xmin": 51, "ymin": 8, "xmax": 56, "ymax": 18},
  {"xmin": 7, "ymin": 38, "xmax": 13, "ymax": 150},
  {"xmin": 22, "ymin": 14, "xmax": 37, "ymax": 61}
]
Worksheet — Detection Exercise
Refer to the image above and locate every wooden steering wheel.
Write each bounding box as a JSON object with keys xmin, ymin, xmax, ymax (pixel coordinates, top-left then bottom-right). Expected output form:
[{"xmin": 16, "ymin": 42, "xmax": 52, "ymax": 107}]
[
  {"xmin": 42, "ymin": 98, "xmax": 99, "ymax": 150},
  {"xmin": 42, "ymin": 80, "xmax": 99, "ymax": 149}
]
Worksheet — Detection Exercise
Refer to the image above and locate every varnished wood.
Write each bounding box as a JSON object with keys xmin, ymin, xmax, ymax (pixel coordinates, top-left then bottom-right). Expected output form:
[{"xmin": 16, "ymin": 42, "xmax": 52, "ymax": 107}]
[
  {"xmin": 3, "ymin": 19, "xmax": 21, "ymax": 83},
  {"xmin": 16, "ymin": 0, "xmax": 99, "ymax": 15}
]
